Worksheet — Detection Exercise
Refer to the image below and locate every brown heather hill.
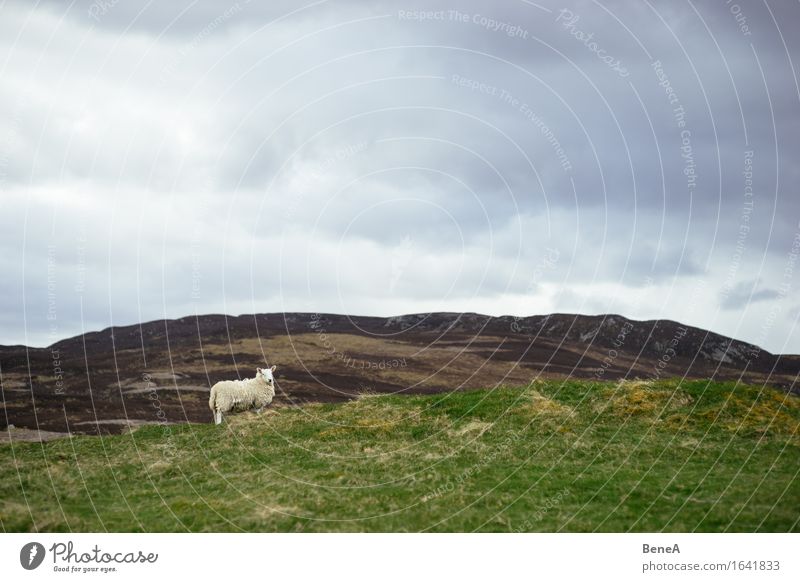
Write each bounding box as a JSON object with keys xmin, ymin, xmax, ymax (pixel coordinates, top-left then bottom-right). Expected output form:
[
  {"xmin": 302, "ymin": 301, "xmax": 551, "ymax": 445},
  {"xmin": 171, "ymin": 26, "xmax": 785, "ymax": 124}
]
[{"xmin": 1, "ymin": 312, "xmax": 798, "ymax": 438}]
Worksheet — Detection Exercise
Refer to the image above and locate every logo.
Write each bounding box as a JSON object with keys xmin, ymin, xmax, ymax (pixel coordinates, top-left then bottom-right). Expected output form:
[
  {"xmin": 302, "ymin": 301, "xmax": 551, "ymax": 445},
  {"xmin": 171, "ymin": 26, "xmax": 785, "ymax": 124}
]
[{"xmin": 20, "ymin": 542, "xmax": 46, "ymax": 570}]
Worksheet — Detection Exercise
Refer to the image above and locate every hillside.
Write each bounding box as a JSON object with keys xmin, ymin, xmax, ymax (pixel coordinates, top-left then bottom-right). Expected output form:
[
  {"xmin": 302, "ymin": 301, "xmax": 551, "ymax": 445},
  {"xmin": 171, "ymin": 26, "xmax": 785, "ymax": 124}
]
[
  {"xmin": 1, "ymin": 312, "xmax": 798, "ymax": 437},
  {"xmin": 1, "ymin": 379, "xmax": 798, "ymax": 532}
]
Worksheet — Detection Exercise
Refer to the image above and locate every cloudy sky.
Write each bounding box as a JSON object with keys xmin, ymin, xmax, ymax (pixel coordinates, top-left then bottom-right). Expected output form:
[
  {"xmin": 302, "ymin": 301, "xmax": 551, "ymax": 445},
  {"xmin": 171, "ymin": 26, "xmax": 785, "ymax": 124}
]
[{"xmin": 1, "ymin": 0, "xmax": 799, "ymax": 353}]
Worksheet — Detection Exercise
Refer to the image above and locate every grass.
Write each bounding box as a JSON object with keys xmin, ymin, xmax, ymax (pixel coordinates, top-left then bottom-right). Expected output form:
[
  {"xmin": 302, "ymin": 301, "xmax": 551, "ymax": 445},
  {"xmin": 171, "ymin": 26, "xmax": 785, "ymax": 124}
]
[{"xmin": 1, "ymin": 378, "xmax": 798, "ymax": 532}]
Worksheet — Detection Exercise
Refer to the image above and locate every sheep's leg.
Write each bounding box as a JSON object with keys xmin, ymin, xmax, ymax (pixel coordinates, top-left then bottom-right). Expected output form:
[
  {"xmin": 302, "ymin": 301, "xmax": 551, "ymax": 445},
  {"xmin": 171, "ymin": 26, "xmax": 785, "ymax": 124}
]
[
  {"xmin": 254, "ymin": 406, "xmax": 264, "ymax": 415},
  {"xmin": 214, "ymin": 410, "xmax": 223, "ymax": 425}
]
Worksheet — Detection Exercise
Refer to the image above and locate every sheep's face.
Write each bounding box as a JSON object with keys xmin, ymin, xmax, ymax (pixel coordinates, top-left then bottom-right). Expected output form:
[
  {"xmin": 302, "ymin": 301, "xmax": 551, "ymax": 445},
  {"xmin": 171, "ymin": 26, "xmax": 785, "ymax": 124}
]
[{"xmin": 257, "ymin": 365, "xmax": 276, "ymax": 386}]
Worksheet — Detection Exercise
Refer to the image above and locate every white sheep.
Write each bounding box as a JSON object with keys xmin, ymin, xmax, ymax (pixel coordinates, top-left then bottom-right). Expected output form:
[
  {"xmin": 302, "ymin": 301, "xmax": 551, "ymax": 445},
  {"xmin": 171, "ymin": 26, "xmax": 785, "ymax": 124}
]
[{"xmin": 209, "ymin": 366, "xmax": 276, "ymax": 425}]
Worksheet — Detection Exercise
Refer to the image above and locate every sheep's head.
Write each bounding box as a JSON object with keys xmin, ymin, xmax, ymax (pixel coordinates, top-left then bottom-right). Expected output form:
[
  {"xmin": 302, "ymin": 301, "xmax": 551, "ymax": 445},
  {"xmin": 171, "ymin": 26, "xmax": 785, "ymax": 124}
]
[{"xmin": 257, "ymin": 365, "xmax": 276, "ymax": 386}]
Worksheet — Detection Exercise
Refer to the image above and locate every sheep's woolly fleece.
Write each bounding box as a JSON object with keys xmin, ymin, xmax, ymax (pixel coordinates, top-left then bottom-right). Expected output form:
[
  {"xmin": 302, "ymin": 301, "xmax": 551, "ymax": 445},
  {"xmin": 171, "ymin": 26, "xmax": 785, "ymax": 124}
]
[{"xmin": 209, "ymin": 367, "xmax": 275, "ymax": 424}]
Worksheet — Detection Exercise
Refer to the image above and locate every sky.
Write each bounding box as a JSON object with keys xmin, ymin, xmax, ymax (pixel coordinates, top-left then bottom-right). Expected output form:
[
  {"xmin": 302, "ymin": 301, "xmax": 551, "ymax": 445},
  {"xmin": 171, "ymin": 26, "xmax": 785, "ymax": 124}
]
[{"xmin": 1, "ymin": 0, "xmax": 799, "ymax": 354}]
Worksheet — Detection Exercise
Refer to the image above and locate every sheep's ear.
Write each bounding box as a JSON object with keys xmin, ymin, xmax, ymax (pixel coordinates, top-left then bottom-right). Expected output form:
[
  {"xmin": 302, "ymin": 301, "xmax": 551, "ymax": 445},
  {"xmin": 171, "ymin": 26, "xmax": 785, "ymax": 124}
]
[
  {"xmin": 270, "ymin": 365, "xmax": 277, "ymax": 372},
  {"xmin": 257, "ymin": 367, "xmax": 262, "ymax": 373}
]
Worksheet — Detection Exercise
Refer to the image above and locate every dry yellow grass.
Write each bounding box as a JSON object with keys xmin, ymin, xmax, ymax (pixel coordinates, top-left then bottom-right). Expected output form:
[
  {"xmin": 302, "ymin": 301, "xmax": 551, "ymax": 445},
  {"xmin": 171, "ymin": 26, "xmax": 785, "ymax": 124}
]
[
  {"xmin": 451, "ymin": 419, "xmax": 493, "ymax": 438},
  {"xmin": 520, "ymin": 389, "xmax": 575, "ymax": 417},
  {"xmin": 601, "ymin": 380, "xmax": 693, "ymax": 418},
  {"xmin": 2, "ymin": 381, "xmax": 798, "ymax": 532},
  {"xmin": 318, "ymin": 399, "xmax": 421, "ymax": 438},
  {"xmin": 698, "ymin": 392, "xmax": 800, "ymax": 436}
]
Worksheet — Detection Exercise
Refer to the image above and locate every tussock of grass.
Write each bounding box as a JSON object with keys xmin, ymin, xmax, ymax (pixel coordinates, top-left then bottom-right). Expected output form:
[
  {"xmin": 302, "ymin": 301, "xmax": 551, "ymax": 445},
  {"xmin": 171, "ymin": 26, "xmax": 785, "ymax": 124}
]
[
  {"xmin": 693, "ymin": 390, "xmax": 800, "ymax": 437},
  {"xmin": 601, "ymin": 379, "xmax": 694, "ymax": 419},
  {"xmin": 317, "ymin": 399, "xmax": 423, "ymax": 439},
  {"xmin": 1, "ymin": 379, "xmax": 798, "ymax": 532},
  {"xmin": 514, "ymin": 389, "xmax": 575, "ymax": 419},
  {"xmin": 450, "ymin": 419, "xmax": 493, "ymax": 438}
]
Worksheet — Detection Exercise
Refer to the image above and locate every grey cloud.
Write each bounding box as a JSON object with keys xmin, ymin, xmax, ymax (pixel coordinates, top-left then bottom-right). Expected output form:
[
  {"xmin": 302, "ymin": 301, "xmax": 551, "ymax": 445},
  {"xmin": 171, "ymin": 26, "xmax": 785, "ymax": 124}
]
[
  {"xmin": 2, "ymin": 0, "xmax": 799, "ymax": 354},
  {"xmin": 720, "ymin": 279, "xmax": 781, "ymax": 311}
]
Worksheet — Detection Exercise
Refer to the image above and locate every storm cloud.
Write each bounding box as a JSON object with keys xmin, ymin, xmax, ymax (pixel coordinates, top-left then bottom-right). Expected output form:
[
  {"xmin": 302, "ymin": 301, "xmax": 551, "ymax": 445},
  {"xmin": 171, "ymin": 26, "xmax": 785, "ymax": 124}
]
[{"xmin": 1, "ymin": 0, "xmax": 798, "ymax": 353}]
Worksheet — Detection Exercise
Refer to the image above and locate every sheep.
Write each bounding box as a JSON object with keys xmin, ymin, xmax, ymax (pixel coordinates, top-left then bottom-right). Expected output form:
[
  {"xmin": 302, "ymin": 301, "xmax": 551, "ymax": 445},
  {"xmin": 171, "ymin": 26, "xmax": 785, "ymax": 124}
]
[{"xmin": 209, "ymin": 365, "xmax": 276, "ymax": 425}]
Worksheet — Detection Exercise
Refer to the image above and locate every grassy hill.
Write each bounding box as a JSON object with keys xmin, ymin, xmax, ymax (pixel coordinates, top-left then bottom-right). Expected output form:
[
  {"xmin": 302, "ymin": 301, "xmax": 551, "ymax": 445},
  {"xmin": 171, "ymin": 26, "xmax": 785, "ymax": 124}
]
[
  {"xmin": 1, "ymin": 378, "xmax": 798, "ymax": 532},
  {"xmin": 5, "ymin": 312, "xmax": 798, "ymax": 437}
]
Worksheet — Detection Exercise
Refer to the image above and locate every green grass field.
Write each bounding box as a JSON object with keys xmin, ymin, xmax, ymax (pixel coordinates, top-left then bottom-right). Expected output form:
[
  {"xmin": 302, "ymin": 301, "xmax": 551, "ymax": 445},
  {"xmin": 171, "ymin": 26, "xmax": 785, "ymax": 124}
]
[{"xmin": 1, "ymin": 379, "xmax": 798, "ymax": 532}]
